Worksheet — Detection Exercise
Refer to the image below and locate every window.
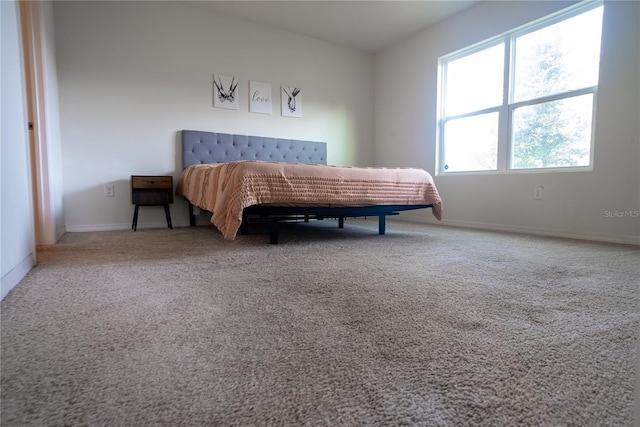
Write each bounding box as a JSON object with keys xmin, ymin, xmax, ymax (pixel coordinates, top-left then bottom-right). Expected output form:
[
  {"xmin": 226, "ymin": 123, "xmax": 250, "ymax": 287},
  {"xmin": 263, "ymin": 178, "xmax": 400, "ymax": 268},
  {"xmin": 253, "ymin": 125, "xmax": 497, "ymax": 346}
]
[{"xmin": 437, "ymin": 2, "xmax": 603, "ymax": 174}]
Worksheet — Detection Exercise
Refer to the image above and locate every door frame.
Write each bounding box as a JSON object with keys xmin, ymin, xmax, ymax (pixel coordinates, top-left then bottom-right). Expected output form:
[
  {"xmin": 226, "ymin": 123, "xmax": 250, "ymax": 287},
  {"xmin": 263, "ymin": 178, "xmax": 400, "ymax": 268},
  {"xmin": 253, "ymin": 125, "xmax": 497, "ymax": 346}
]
[{"xmin": 20, "ymin": 0, "xmax": 55, "ymax": 246}]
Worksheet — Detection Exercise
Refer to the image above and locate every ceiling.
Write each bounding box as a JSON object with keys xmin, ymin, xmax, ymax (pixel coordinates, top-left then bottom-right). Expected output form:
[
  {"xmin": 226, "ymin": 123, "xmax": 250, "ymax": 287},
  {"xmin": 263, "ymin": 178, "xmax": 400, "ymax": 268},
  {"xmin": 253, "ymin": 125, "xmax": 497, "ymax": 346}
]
[{"xmin": 197, "ymin": 1, "xmax": 481, "ymax": 53}]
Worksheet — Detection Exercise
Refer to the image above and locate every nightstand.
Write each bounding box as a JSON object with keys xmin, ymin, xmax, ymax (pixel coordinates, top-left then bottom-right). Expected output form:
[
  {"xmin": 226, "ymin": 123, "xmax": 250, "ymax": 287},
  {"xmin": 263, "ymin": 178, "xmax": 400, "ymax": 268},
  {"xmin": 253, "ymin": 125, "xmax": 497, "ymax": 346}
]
[{"xmin": 131, "ymin": 175, "xmax": 173, "ymax": 231}]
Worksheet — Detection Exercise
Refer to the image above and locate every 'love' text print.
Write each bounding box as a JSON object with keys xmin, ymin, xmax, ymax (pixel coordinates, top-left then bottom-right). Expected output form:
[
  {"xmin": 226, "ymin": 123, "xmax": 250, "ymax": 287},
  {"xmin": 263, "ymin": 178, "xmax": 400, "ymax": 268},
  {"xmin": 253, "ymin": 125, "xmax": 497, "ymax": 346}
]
[{"xmin": 252, "ymin": 91, "xmax": 270, "ymax": 103}]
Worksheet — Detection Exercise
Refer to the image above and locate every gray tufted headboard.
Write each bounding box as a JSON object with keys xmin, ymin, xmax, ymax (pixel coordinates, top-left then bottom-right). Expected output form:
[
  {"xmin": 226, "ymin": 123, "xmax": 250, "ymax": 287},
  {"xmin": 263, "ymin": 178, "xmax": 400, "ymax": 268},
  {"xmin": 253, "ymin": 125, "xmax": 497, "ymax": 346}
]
[{"xmin": 182, "ymin": 130, "xmax": 327, "ymax": 168}]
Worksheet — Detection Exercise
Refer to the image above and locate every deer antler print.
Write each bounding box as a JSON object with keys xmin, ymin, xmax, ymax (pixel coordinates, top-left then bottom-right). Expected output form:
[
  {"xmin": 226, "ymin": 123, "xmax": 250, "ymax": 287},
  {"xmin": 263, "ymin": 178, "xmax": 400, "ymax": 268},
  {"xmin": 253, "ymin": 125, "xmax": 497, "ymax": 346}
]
[{"xmin": 214, "ymin": 76, "xmax": 238, "ymax": 103}]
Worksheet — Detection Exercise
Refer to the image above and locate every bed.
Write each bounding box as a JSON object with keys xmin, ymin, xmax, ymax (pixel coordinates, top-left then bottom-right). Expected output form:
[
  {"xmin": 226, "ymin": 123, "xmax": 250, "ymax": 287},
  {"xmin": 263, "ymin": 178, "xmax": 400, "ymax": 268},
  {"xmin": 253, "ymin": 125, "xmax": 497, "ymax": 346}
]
[{"xmin": 177, "ymin": 130, "xmax": 442, "ymax": 243}]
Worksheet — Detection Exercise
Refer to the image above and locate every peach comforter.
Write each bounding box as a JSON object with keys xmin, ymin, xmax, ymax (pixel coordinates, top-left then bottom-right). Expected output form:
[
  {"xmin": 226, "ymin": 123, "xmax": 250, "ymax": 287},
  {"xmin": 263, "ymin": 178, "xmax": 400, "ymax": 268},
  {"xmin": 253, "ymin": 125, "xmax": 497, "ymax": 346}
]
[{"xmin": 176, "ymin": 160, "xmax": 442, "ymax": 240}]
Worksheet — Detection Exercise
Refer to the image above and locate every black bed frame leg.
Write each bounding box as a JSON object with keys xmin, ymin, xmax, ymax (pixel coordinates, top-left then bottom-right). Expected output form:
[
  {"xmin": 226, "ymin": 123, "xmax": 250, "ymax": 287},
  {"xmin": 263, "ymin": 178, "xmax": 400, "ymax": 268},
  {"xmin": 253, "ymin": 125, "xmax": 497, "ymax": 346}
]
[
  {"xmin": 338, "ymin": 217, "xmax": 344, "ymax": 229},
  {"xmin": 188, "ymin": 202, "xmax": 195, "ymax": 226},
  {"xmin": 240, "ymin": 210, "xmax": 249, "ymax": 235},
  {"xmin": 378, "ymin": 215, "xmax": 386, "ymax": 235},
  {"xmin": 269, "ymin": 222, "xmax": 279, "ymax": 244}
]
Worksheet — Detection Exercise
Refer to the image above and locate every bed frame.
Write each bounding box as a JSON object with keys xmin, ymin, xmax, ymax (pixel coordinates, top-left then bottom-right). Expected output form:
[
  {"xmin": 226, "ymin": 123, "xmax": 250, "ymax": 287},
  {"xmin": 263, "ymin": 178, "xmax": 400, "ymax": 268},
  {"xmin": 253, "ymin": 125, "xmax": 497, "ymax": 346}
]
[{"xmin": 182, "ymin": 130, "xmax": 433, "ymax": 243}]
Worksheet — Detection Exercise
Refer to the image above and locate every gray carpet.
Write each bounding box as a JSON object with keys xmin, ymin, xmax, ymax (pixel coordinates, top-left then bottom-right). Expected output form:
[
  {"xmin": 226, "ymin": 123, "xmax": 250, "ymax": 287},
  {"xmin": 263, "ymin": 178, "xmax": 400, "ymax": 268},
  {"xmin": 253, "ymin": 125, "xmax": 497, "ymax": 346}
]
[{"xmin": 1, "ymin": 219, "xmax": 638, "ymax": 426}]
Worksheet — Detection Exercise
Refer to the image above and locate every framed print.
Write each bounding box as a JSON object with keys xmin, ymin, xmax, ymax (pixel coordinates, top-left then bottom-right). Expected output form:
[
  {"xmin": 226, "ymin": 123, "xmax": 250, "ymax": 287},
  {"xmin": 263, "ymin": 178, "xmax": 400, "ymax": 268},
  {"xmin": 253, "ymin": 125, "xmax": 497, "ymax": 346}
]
[
  {"xmin": 213, "ymin": 74, "xmax": 239, "ymax": 110},
  {"xmin": 249, "ymin": 81, "xmax": 272, "ymax": 114},
  {"xmin": 281, "ymin": 86, "xmax": 302, "ymax": 118}
]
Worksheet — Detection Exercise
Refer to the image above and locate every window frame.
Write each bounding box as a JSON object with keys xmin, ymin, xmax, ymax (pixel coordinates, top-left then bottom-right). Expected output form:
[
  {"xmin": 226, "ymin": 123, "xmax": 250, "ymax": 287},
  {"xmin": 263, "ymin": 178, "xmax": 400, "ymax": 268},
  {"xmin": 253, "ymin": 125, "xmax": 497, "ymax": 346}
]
[{"xmin": 436, "ymin": 1, "xmax": 603, "ymax": 176}]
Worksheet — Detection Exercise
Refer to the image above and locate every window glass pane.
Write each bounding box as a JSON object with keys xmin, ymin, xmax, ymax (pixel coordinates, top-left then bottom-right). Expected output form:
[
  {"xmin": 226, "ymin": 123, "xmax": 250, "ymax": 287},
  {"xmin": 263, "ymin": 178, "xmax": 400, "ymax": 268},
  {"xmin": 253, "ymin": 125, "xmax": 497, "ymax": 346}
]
[
  {"xmin": 443, "ymin": 113, "xmax": 498, "ymax": 172},
  {"xmin": 444, "ymin": 43, "xmax": 504, "ymax": 116},
  {"xmin": 513, "ymin": 6, "xmax": 603, "ymax": 102},
  {"xmin": 512, "ymin": 94, "xmax": 594, "ymax": 169}
]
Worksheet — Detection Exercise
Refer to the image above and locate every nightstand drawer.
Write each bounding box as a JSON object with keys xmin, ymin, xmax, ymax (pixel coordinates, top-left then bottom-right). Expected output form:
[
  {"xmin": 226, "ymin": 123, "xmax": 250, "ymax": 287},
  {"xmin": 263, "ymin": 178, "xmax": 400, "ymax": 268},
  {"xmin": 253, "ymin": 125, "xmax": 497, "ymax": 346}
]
[
  {"xmin": 131, "ymin": 176, "xmax": 172, "ymax": 189},
  {"xmin": 131, "ymin": 175, "xmax": 174, "ymax": 205}
]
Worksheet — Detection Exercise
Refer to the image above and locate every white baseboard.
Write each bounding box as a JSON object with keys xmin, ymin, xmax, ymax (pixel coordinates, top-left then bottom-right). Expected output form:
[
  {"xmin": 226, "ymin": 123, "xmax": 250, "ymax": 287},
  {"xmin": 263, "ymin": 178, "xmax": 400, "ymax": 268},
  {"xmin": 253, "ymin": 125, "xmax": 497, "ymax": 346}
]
[
  {"xmin": 1, "ymin": 253, "xmax": 35, "ymax": 300},
  {"xmin": 396, "ymin": 215, "xmax": 640, "ymax": 246}
]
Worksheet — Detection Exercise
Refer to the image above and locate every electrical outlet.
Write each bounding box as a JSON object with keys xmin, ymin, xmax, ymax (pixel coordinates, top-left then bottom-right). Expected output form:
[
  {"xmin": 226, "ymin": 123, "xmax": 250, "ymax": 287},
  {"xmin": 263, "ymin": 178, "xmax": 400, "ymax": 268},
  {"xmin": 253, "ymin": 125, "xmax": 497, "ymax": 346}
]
[
  {"xmin": 534, "ymin": 186, "xmax": 543, "ymax": 200},
  {"xmin": 104, "ymin": 183, "xmax": 115, "ymax": 197}
]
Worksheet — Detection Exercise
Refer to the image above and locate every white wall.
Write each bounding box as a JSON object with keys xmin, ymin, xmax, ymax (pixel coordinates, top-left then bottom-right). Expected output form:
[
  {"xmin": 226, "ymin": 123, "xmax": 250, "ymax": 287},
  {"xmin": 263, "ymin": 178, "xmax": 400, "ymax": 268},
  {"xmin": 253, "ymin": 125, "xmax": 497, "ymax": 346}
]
[
  {"xmin": 53, "ymin": 1, "xmax": 374, "ymax": 231},
  {"xmin": 1, "ymin": 0, "xmax": 36, "ymax": 300},
  {"xmin": 375, "ymin": 0, "xmax": 640, "ymax": 245}
]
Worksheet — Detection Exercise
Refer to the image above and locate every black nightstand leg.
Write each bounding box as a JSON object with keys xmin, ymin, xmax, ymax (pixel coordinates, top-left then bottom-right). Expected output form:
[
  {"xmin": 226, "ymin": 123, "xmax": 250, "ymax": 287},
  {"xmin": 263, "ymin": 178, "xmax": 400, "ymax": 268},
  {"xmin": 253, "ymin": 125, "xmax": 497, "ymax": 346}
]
[
  {"xmin": 164, "ymin": 204, "xmax": 173, "ymax": 229},
  {"xmin": 132, "ymin": 204, "xmax": 139, "ymax": 231}
]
